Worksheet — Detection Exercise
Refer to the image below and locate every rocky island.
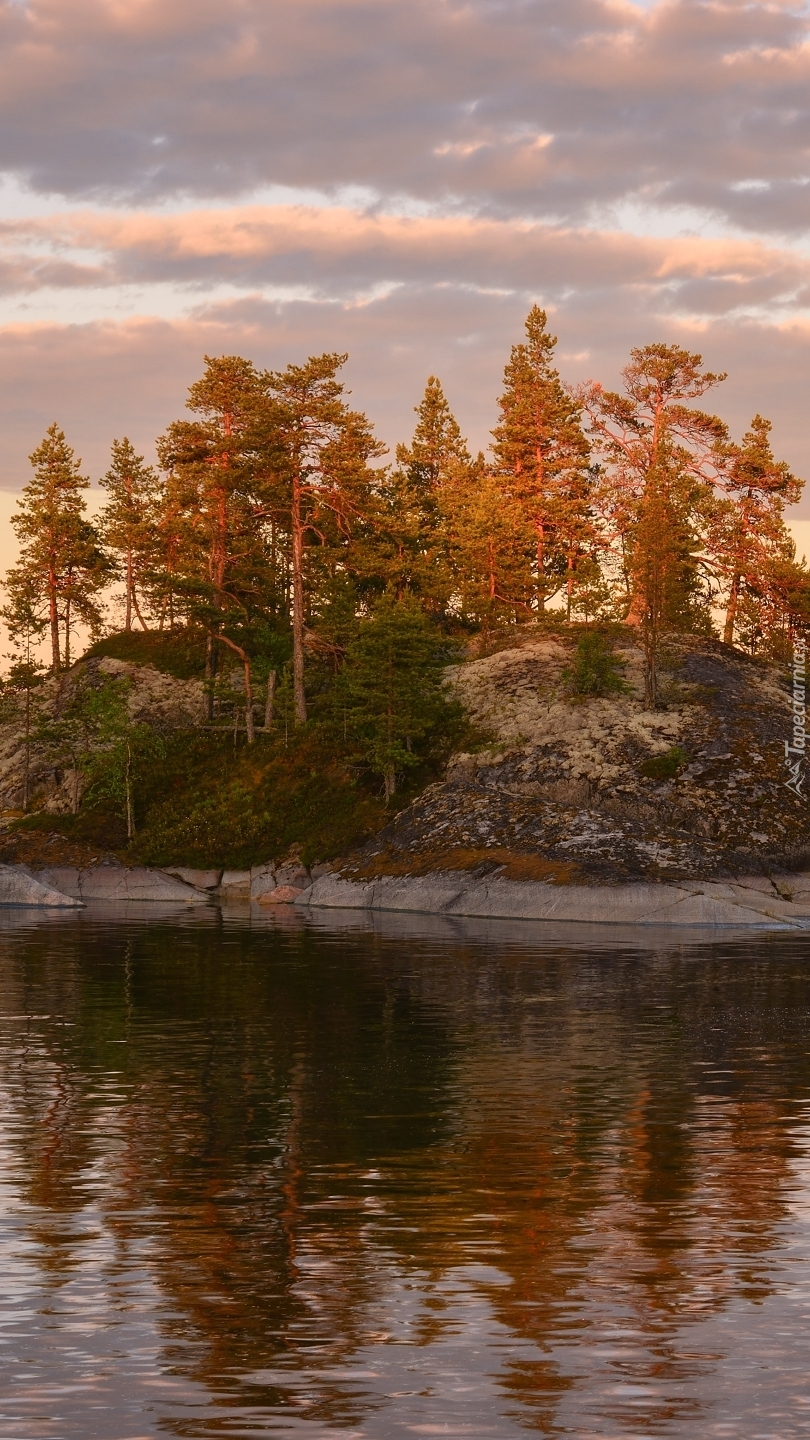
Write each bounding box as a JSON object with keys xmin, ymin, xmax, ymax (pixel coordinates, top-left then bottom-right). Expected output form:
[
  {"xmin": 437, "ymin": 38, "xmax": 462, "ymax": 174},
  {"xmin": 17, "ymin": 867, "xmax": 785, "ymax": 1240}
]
[{"xmin": 0, "ymin": 627, "xmax": 808, "ymax": 929}]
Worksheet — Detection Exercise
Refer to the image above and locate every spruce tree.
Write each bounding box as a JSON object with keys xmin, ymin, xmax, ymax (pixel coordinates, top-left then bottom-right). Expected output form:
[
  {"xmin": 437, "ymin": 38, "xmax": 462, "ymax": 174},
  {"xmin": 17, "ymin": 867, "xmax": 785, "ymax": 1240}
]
[
  {"xmin": 98, "ymin": 438, "xmax": 161, "ymax": 633},
  {"xmin": 385, "ymin": 377, "xmax": 471, "ymax": 609},
  {"xmin": 337, "ymin": 593, "xmax": 457, "ymax": 801},
  {"xmin": 9, "ymin": 425, "xmax": 108, "ymax": 672},
  {"xmin": 492, "ymin": 307, "xmax": 592, "ymax": 611}
]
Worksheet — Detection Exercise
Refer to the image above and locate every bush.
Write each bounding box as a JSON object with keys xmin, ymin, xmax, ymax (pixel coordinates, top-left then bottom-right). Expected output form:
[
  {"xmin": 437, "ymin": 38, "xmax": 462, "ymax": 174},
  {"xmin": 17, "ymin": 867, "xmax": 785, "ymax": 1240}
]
[{"xmin": 563, "ymin": 630, "xmax": 630, "ymax": 698}]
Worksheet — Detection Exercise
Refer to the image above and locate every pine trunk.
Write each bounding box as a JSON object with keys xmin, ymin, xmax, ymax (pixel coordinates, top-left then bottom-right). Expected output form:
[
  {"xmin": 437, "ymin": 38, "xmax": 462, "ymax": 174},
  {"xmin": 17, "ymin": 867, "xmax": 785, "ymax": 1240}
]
[
  {"xmin": 723, "ymin": 573, "xmax": 740, "ymax": 646},
  {"xmin": 291, "ymin": 467, "xmax": 307, "ymax": 724}
]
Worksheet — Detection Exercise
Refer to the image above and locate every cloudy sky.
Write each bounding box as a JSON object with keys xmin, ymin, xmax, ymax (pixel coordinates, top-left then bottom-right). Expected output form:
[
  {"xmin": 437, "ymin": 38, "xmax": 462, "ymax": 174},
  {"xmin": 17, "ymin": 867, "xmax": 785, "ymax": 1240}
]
[{"xmin": 1, "ymin": 0, "xmax": 809, "ymax": 527}]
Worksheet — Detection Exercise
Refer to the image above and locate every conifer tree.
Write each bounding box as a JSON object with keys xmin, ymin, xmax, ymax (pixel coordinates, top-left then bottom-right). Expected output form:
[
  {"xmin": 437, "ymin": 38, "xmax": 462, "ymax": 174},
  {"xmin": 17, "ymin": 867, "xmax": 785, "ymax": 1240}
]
[
  {"xmin": 157, "ymin": 356, "xmax": 273, "ymax": 735},
  {"xmin": 492, "ymin": 307, "xmax": 592, "ymax": 611},
  {"xmin": 337, "ymin": 593, "xmax": 458, "ymax": 801},
  {"xmin": 441, "ymin": 457, "xmax": 531, "ymax": 632},
  {"xmin": 9, "ymin": 424, "xmax": 108, "ymax": 672},
  {"xmin": 98, "ymin": 438, "xmax": 161, "ymax": 633},
  {"xmin": 584, "ymin": 345, "xmax": 727, "ymax": 705},
  {"xmin": 713, "ymin": 416, "xmax": 803, "ymax": 646},
  {"xmin": 265, "ymin": 353, "xmax": 384, "ymax": 725},
  {"xmin": 382, "ymin": 377, "xmax": 471, "ymax": 607}
]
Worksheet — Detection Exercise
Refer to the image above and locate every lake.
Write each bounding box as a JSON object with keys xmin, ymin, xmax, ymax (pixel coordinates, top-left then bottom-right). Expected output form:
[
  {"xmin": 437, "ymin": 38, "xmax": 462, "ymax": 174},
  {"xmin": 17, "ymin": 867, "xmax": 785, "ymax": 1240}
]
[{"xmin": 2, "ymin": 905, "xmax": 810, "ymax": 1437}]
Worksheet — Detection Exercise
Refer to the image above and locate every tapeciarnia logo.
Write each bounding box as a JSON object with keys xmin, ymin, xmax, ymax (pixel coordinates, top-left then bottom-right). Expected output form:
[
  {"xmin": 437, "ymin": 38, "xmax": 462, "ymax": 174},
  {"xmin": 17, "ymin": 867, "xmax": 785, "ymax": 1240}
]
[{"xmin": 784, "ymin": 636, "xmax": 807, "ymax": 797}]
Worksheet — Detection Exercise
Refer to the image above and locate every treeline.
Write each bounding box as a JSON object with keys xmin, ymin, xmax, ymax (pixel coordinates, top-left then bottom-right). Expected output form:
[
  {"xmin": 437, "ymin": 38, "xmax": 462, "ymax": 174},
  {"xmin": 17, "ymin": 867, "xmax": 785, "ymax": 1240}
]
[{"xmin": 3, "ymin": 307, "xmax": 807, "ymax": 722}]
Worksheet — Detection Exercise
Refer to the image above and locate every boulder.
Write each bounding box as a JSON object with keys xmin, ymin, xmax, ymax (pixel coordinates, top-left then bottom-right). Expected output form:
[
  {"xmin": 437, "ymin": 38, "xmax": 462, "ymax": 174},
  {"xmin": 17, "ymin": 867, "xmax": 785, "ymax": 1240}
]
[
  {"xmin": 0, "ymin": 864, "xmax": 82, "ymax": 908},
  {"xmin": 258, "ymin": 884, "xmax": 303, "ymax": 905},
  {"xmin": 249, "ymin": 862, "xmax": 276, "ymax": 900},
  {"xmin": 219, "ymin": 869, "xmax": 251, "ymax": 897}
]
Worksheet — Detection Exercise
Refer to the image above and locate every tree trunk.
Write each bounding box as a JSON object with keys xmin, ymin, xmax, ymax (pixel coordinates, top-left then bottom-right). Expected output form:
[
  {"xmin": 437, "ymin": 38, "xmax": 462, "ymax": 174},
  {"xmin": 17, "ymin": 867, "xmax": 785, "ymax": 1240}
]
[
  {"xmin": 291, "ymin": 466, "xmax": 307, "ymax": 724},
  {"xmin": 125, "ymin": 547, "xmax": 133, "ymax": 632},
  {"xmin": 49, "ymin": 566, "xmax": 60, "ymax": 673},
  {"xmin": 264, "ymin": 670, "xmax": 277, "ymax": 728},
  {"xmin": 536, "ymin": 521, "xmax": 545, "ymax": 612},
  {"xmin": 125, "ymin": 741, "xmax": 134, "ymax": 839},
  {"xmin": 23, "ymin": 683, "xmax": 30, "ymax": 813},
  {"xmin": 212, "ymin": 631, "xmax": 255, "ymax": 744},
  {"xmin": 64, "ymin": 595, "xmax": 71, "ymax": 670},
  {"xmin": 723, "ymin": 572, "xmax": 740, "ymax": 646},
  {"xmin": 204, "ymin": 632, "xmax": 217, "ymax": 721}
]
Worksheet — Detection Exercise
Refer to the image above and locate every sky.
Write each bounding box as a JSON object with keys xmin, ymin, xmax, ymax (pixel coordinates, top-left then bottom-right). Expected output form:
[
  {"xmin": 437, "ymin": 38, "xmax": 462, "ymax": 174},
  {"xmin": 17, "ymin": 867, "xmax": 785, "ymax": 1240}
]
[{"xmin": 1, "ymin": 0, "xmax": 810, "ymax": 528}]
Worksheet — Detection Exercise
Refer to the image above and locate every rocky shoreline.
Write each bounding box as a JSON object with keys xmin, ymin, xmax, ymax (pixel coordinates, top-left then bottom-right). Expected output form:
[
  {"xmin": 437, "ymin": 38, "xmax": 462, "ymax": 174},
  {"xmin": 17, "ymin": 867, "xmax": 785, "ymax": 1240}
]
[{"xmin": 3, "ymin": 859, "xmax": 810, "ymax": 929}]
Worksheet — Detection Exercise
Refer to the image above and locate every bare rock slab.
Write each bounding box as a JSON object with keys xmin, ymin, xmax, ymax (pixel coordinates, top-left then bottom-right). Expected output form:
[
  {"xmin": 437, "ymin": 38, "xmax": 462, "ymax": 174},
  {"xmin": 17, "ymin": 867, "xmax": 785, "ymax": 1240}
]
[
  {"xmin": 299, "ymin": 872, "xmax": 810, "ymax": 929},
  {"xmin": 37, "ymin": 865, "xmax": 208, "ymax": 903},
  {"xmin": 0, "ymin": 864, "xmax": 82, "ymax": 908}
]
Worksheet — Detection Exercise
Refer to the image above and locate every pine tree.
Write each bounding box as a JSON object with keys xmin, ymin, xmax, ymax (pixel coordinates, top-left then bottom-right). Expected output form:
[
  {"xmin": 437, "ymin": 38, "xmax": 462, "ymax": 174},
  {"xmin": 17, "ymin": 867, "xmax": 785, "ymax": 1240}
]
[
  {"xmin": 9, "ymin": 424, "xmax": 108, "ymax": 672},
  {"xmin": 157, "ymin": 356, "xmax": 273, "ymax": 737},
  {"xmin": 98, "ymin": 438, "xmax": 161, "ymax": 633},
  {"xmin": 0, "ymin": 568, "xmax": 47, "ymax": 810},
  {"xmin": 265, "ymin": 353, "xmax": 384, "ymax": 725},
  {"xmin": 584, "ymin": 345, "xmax": 727, "ymax": 705},
  {"xmin": 713, "ymin": 415, "xmax": 803, "ymax": 646},
  {"xmin": 492, "ymin": 307, "xmax": 592, "ymax": 611},
  {"xmin": 441, "ymin": 456, "xmax": 531, "ymax": 633}
]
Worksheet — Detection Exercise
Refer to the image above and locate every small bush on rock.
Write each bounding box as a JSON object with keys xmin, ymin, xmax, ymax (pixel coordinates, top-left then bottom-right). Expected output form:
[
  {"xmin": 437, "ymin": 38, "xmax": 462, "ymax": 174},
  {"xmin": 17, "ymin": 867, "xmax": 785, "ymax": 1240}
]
[
  {"xmin": 639, "ymin": 745, "xmax": 689, "ymax": 780},
  {"xmin": 563, "ymin": 630, "xmax": 630, "ymax": 698}
]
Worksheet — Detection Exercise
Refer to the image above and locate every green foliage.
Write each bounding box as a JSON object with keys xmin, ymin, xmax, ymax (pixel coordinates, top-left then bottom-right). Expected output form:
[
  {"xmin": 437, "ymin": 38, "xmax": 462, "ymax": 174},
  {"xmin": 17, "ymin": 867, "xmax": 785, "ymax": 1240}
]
[
  {"xmin": 562, "ymin": 630, "xmax": 630, "ymax": 698},
  {"xmin": 639, "ymin": 745, "xmax": 689, "ymax": 780},
  {"xmin": 131, "ymin": 730, "xmax": 389, "ymax": 868},
  {"xmin": 77, "ymin": 676, "xmax": 166, "ymax": 838},
  {"xmin": 336, "ymin": 594, "xmax": 463, "ymax": 799},
  {"xmin": 84, "ymin": 627, "xmax": 209, "ymax": 678}
]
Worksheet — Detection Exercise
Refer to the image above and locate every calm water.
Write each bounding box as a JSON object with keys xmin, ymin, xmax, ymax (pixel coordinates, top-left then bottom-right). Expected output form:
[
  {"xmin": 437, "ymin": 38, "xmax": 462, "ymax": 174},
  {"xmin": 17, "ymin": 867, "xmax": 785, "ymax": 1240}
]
[{"xmin": 2, "ymin": 908, "xmax": 810, "ymax": 1438}]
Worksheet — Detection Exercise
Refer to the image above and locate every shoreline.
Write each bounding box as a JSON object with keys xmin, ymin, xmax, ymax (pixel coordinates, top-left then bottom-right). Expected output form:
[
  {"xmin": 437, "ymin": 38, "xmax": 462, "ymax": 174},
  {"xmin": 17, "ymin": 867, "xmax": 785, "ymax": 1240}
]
[{"xmin": 3, "ymin": 861, "xmax": 810, "ymax": 929}]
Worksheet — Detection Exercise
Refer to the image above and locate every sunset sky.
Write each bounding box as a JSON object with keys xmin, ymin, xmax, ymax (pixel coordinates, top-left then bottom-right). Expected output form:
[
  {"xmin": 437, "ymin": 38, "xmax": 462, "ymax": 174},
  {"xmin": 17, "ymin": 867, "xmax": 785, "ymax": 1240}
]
[{"xmin": 1, "ymin": 0, "xmax": 809, "ymax": 526}]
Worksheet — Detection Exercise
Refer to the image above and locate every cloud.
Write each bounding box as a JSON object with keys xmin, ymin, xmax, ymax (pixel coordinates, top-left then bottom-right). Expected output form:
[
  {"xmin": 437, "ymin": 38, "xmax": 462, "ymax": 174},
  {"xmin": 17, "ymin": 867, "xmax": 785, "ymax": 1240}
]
[
  {"xmin": 1, "ymin": 204, "xmax": 808, "ymax": 313},
  {"xmin": 0, "ymin": 0, "xmax": 808, "ymax": 234}
]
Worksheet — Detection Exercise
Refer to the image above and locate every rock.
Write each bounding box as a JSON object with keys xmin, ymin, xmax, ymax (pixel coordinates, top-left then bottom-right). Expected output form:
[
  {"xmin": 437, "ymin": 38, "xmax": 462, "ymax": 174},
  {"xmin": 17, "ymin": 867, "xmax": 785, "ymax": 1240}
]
[
  {"xmin": 0, "ymin": 864, "xmax": 83, "ymax": 908},
  {"xmin": 37, "ymin": 865, "xmax": 207, "ymax": 903},
  {"xmin": 163, "ymin": 867, "xmax": 223, "ymax": 891},
  {"xmin": 309, "ymin": 862, "xmax": 333, "ymax": 880},
  {"xmin": 250, "ymin": 871, "xmax": 277, "ymax": 900},
  {"xmin": 299, "ymin": 871, "xmax": 810, "ymax": 929},
  {"xmin": 258, "ymin": 884, "xmax": 303, "ymax": 905},
  {"xmin": 219, "ymin": 869, "xmax": 251, "ymax": 897},
  {"xmin": 274, "ymin": 864, "xmax": 311, "ymax": 888}
]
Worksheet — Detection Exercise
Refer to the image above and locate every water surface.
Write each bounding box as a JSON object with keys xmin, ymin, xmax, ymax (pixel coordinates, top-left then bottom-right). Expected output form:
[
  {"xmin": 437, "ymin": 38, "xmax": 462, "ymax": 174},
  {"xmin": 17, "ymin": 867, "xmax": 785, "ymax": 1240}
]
[{"xmin": 2, "ymin": 907, "xmax": 810, "ymax": 1437}]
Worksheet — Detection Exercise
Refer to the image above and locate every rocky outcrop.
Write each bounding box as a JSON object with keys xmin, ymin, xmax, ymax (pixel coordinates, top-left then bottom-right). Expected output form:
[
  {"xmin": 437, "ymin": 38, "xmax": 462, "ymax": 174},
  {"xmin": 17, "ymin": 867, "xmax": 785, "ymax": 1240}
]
[
  {"xmin": 299, "ymin": 870, "xmax": 810, "ymax": 929},
  {"xmin": 348, "ymin": 633, "xmax": 809, "ymax": 884},
  {"xmin": 0, "ymin": 655, "xmax": 205, "ymax": 815},
  {"xmin": 0, "ymin": 863, "xmax": 83, "ymax": 908}
]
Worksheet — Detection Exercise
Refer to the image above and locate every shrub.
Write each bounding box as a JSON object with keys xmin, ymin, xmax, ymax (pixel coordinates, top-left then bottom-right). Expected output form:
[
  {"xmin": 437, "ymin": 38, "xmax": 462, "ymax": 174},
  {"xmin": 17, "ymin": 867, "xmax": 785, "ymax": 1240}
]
[{"xmin": 563, "ymin": 630, "xmax": 630, "ymax": 698}]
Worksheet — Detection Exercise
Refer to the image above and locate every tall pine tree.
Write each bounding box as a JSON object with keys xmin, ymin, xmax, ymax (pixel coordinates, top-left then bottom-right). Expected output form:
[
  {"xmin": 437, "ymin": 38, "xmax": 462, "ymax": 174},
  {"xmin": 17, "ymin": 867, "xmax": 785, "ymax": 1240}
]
[
  {"xmin": 98, "ymin": 438, "xmax": 161, "ymax": 633},
  {"xmin": 9, "ymin": 424, "xmax": 108, "ymax": 672},
  {"xmin": 491, "ymin": 307, "xmax": 592, "ymax": 612}
]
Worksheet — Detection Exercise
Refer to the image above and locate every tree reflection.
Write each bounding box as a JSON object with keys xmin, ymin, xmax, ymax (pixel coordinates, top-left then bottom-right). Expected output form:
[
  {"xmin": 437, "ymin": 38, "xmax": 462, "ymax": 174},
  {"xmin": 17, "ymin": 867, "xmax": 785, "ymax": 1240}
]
[{"xmin": 0, "ymin": 919, "xmax": 809, "ymax": 1435}]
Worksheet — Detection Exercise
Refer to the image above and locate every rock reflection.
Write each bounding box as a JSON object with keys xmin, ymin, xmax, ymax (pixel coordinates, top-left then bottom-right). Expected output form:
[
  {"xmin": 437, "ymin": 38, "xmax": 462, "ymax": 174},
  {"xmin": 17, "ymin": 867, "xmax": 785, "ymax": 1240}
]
[{"xmin": 1, "ymin": 917, "xmax": 810, "ymax": 1436}]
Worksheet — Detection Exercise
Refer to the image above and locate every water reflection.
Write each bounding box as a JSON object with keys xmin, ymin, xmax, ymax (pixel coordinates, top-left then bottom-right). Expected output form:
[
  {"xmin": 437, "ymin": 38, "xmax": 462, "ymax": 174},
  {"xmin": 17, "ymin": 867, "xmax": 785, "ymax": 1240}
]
[{"xmin": 1, "ymin": 910, "xmax": 810, "ymax": 1436}]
